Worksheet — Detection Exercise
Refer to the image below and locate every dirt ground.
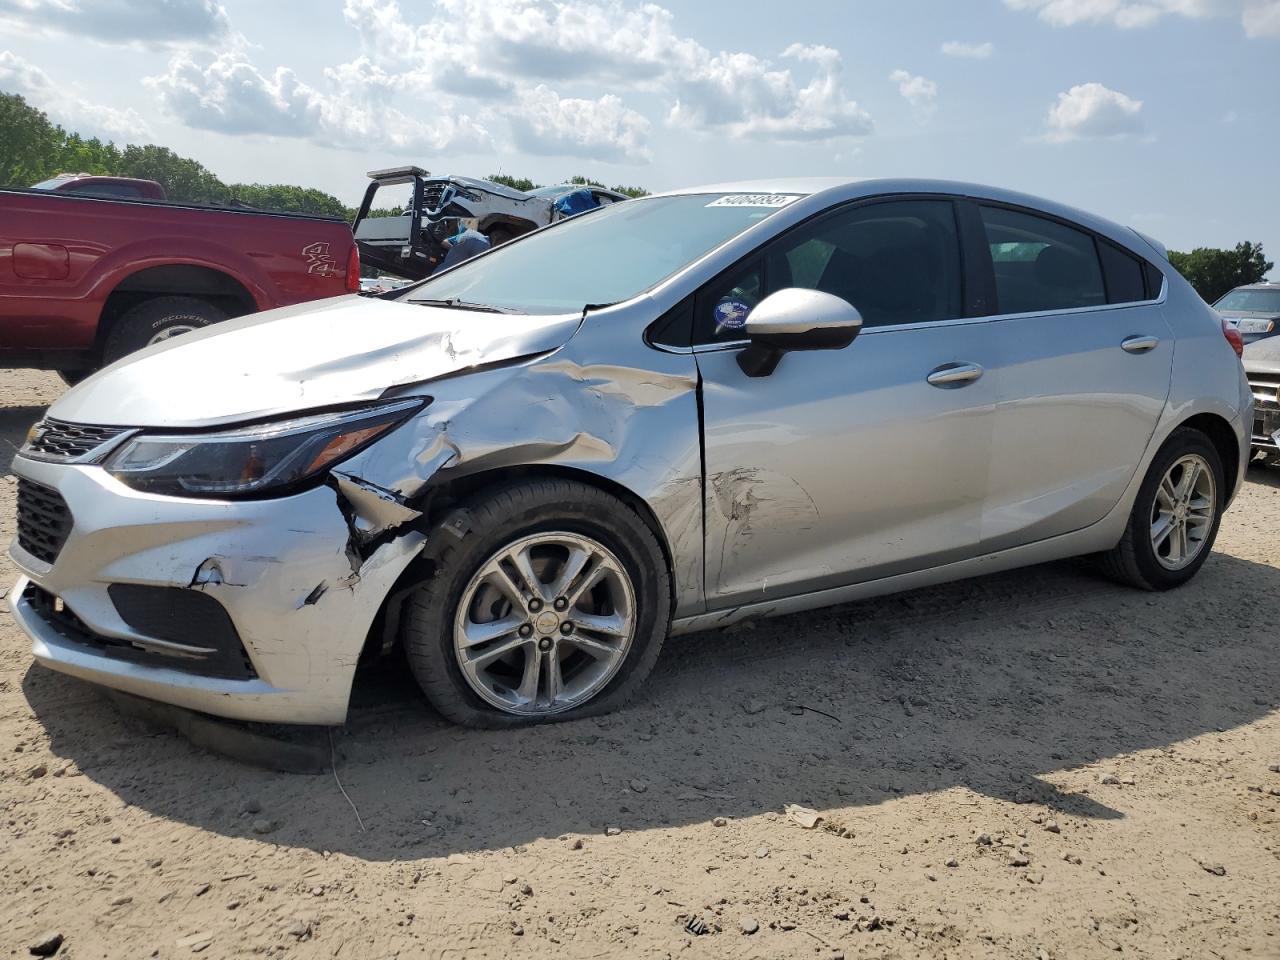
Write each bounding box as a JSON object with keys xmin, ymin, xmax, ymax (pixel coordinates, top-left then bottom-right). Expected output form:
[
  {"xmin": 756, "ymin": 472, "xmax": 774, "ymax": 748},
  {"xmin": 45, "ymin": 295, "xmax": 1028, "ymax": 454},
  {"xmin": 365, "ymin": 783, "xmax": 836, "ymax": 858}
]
[{"xmin": 1, "ymin": 367, "xmax": 1277, "ymax": 960}]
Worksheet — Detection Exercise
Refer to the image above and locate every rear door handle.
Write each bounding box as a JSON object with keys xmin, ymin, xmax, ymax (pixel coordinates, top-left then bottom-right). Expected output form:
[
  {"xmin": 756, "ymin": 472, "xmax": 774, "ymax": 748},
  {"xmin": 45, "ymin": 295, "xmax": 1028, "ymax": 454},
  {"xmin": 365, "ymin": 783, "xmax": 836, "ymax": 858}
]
[
  {"xmin": 1121, "ymin": 335, "xmax": 1160, "ymax": 354},
  {"xmin": 927, "ymin": 362, "xmax": 984, "ymax": 387}
]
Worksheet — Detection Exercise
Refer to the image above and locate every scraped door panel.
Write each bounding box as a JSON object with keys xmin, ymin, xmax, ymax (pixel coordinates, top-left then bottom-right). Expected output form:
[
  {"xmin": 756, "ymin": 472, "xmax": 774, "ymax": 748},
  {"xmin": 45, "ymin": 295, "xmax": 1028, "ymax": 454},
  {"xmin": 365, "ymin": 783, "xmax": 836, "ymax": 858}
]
[{"xmin": 696, "ymin": 323, "xmax": 996, "ymax": 607}]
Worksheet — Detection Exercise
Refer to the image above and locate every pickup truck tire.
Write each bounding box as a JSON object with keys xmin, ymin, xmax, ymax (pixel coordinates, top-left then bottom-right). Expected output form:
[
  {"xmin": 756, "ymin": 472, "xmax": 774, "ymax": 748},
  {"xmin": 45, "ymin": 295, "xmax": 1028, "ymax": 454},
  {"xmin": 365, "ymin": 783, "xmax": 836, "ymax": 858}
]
[{"xmin": 103, "ymin": 296, "xmax": 226, "ymax": 365}]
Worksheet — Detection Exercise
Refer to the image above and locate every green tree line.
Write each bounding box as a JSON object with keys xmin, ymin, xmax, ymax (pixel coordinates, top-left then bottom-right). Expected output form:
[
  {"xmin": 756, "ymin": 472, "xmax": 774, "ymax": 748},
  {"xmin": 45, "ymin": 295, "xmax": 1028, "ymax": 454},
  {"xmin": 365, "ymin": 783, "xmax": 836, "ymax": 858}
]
[
  {"xmin": 1, "ymin": 91, "xmax": 650, "ymax": 222},
  {"xmin": 1167, "ymin": 242, "xmax": 1273, "ymax": 304}
]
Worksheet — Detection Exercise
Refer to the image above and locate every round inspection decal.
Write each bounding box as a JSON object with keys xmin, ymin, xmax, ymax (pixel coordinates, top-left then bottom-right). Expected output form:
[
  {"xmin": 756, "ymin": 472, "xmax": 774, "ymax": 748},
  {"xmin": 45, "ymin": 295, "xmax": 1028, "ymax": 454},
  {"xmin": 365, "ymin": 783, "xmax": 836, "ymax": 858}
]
[{"xmin": 714, "ymin": 298, "xmax": 751, "ymax": 332}]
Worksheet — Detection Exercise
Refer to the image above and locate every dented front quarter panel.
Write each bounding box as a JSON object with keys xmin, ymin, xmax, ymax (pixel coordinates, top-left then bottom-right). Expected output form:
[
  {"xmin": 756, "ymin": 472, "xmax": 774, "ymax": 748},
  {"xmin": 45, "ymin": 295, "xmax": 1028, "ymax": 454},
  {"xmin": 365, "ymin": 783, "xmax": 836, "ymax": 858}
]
[{"xmin": 338, "ymin": 296, "xmax": 707, "ymax": 618}]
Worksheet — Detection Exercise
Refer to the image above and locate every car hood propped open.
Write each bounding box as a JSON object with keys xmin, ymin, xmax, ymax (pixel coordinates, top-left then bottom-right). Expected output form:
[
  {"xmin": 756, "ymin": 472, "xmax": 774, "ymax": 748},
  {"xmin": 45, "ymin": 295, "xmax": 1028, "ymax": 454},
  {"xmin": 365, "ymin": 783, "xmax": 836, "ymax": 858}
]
[{"xmin": 49, "ymin": 296, "xmax": 582, "ymax": 429}]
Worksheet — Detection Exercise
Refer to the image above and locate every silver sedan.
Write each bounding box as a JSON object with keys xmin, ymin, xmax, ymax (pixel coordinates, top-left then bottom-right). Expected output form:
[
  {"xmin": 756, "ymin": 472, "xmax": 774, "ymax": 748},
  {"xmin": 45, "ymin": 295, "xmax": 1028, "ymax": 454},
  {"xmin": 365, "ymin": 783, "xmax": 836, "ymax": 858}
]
[{"xmin": 7, "ymin": 179, "xmax": 1252, "ymax": 728}]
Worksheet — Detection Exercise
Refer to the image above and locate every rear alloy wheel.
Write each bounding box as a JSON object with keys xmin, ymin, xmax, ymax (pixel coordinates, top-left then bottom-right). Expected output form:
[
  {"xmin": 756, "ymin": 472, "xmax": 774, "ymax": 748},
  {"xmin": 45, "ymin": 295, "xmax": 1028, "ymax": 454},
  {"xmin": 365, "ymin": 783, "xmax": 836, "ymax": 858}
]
[
  {"xmin": 403, "ymin": 479, "xmax": 671, "ymax": 728},
  {"xmin": 1149, "ymin": 454, "xmax": 1216, "ymax": 571},
  {"xmin": 1097, "ymin": 428, "xmax": 1224, "ymax": 590}
]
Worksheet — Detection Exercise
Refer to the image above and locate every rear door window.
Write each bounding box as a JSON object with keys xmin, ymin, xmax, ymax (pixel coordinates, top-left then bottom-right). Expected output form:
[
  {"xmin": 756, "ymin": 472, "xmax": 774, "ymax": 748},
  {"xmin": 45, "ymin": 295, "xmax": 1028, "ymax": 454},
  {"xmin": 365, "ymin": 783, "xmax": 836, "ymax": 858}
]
[{"xmin": 980, "ymin": 206, "xmax": 1106, "ymax": 314}]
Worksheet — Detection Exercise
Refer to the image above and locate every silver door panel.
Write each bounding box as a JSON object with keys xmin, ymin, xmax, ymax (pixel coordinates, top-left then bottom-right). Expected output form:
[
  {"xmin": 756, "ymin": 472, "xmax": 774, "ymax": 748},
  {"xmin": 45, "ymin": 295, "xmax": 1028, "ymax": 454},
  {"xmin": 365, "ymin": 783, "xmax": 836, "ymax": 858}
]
[{"xmin": 696, "ymin": 321, "xmax": 996, "ymax": 607}]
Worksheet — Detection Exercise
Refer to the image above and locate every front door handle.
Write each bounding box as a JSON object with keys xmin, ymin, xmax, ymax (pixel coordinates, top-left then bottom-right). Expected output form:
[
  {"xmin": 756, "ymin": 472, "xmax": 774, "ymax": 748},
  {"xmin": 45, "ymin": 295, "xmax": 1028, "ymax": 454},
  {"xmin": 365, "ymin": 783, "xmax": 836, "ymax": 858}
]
[
  {"xmin": 927, "ymin": 361, "xmax": 984, "ymax": 387},
  {"xmin": 1121, "ymin": 335, "xmax": 1160, "ymax": 354}
]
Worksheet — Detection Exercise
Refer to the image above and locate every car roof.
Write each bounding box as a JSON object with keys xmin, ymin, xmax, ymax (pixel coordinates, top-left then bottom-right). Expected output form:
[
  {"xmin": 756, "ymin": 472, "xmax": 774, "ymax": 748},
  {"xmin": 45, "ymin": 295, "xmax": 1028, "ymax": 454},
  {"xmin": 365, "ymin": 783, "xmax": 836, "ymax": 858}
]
[{"xmin": 1231, "ymin": 282, "xmax": 1279, "ymax": 290}]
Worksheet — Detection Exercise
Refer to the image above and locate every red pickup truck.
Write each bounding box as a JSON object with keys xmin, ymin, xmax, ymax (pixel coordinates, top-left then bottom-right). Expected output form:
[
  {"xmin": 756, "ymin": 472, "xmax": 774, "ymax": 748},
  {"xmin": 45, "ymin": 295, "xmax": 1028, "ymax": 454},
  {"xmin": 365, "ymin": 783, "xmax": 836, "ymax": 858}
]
[{"xmin": 1, "ymin": 185, "xmax": 359, "ymax": 379}]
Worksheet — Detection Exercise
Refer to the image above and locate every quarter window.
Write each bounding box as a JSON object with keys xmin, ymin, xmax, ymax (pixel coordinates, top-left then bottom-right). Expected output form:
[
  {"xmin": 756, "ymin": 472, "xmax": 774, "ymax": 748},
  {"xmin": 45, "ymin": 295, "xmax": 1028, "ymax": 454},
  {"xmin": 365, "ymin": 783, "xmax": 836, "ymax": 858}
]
[
  {"xmin": 980, "ymin": 206, "xmax": 1106, "ymax": 314},
  {"xmin": 1097, "ymin": 240, "xmax": 1147, "ymax": 304}
]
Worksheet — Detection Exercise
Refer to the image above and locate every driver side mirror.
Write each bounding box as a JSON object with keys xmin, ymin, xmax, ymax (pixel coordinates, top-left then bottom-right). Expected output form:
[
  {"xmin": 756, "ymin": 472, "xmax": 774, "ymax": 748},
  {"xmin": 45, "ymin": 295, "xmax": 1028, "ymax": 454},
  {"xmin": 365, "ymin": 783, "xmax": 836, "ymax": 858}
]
[{"xmin": 736, "ymin": 288, "xmax": 863, "ymax": 378}]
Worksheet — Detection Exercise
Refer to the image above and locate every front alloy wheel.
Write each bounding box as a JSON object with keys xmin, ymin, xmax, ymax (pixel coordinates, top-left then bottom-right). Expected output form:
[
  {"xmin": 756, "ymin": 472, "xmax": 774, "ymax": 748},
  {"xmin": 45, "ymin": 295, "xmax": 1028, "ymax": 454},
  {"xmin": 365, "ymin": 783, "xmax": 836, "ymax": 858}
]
[
  {"xmin": 453, "ymin": 532, "xmax": 636, "ymax": 716},
  {"xmin": 402, "ymin": 478, "xmax": 671, "ymax": 728}
]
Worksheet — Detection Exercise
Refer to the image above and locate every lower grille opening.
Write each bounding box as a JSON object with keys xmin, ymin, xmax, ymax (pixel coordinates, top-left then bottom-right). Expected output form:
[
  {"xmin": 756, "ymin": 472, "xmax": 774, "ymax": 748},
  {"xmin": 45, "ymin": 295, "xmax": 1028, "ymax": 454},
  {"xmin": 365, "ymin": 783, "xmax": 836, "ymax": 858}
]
[
  {"xmin": 25, "ymin": 583, "xmax": 257, "ymax": 681},
  {"xmin": 16, "ymin": 479, "xmax": 73, "ymax": 565}
]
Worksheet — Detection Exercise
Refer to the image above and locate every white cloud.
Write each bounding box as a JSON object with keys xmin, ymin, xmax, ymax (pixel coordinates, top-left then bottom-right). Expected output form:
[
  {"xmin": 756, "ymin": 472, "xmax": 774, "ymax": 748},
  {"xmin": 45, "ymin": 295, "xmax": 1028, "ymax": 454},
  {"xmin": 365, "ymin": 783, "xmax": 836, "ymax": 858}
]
[
  {"xmin": 146, "ymin": 52, "xmax": 491, "ymax": 153},
  {"xmin": 1043, "ymin": 82, "xmax": 1145, "ymax": 142},
  {"xmin": 1006, "ymin": 0, "xmax": 1280, "ymax": 36},
  {"xmin": 890, "ymin": 69, "xmax": 938, "ymax": 112},
  {"xmin": 667, "ymin": 43, "xmax": 871, "ymax": 141},
  {"xmin": 339, "ymin": 0, "xmax": 873, "ymax": 146},
  {"xmin": 1243, "ymin": 0, "xmax": 1280, "ymax": 33},
  {"xmin": 0, "ymin": 49, "xmax": 151, "ymax": 139},
  {"xmin": 137, "ymin": 0, "xmax": 874, "ymax": 161},
  {"xmin": 507, "ymin": 85, "xmax": 650, "ymax": 161},
  {"xmin": 0, "ymin": 0, "xmax": 232, "ymax": 48},
  {"xmin": 941, "ymin": 40, "xmax": 995, "ymax": 58}
]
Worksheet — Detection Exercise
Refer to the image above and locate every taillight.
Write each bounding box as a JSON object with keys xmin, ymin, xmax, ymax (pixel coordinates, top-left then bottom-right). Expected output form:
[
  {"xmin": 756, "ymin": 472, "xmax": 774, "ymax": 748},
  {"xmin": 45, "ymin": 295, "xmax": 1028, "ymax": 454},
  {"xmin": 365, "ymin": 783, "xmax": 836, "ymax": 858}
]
[
  {"xmin": 345, "ymin": 245, "xmax": 360, "ymax": 294},
  {"xmin": 1222, "ymin": 318, "xmax": 1244, "ymax": 359}
]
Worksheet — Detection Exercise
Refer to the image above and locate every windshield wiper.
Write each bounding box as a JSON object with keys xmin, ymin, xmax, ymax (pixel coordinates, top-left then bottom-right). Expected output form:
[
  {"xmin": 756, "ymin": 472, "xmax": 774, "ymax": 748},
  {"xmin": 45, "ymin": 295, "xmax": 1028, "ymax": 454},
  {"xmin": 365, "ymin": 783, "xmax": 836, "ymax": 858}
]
[{"xmin": 411, "ymin": 297, "xmax": 519, "ymax": 314}]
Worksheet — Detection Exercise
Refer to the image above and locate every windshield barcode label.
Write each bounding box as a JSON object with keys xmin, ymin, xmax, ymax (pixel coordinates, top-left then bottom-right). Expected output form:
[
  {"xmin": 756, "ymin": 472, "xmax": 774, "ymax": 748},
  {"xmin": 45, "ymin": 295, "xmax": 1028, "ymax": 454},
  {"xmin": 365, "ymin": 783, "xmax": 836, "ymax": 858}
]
[{"xmin": 706, "ymin": 194, "xmax": 801, "ymax": 208}]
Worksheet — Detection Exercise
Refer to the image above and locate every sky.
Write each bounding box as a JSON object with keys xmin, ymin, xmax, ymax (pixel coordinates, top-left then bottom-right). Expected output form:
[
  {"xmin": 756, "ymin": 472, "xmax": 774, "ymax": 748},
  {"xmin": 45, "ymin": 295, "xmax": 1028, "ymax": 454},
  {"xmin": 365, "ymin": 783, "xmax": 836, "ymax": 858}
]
[{"xmin": 0, "ymin": 0, "xmax": 1277, "ymax": 266}]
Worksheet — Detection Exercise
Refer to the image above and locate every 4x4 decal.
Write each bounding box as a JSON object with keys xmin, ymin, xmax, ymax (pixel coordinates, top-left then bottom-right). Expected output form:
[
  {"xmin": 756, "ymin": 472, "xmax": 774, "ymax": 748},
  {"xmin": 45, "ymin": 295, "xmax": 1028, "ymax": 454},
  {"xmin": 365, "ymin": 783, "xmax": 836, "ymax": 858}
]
[{"xmin": 302, "ymin": 241, "xmax": 337, "ymax": 275}]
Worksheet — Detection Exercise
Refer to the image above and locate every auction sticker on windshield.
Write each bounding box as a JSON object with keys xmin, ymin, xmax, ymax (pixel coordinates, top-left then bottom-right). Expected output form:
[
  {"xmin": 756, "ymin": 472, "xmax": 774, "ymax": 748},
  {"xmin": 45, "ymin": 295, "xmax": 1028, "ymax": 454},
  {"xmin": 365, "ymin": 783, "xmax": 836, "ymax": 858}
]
[{"xmin": 706, "ymin": 194, "xmax": 802, "ymax": 208}]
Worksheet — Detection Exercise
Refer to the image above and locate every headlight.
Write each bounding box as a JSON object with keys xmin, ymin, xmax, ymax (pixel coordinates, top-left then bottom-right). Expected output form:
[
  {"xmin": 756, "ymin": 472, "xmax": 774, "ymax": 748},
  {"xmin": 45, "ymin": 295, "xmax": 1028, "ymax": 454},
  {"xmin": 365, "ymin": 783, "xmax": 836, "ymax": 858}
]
[{"xmin": 104, "ymin": 399, "xmax": 425, "ymax": 499}]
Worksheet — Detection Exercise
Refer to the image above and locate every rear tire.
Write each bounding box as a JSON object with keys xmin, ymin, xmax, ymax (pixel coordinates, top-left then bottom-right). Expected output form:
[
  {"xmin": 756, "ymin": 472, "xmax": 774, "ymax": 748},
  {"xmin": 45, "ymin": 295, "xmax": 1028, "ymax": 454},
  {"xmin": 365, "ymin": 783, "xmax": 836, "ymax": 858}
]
[
  {"xmin": 402, "ymin": 479, "xmax": 671, "ymax": 728},
  {"xmin": 1097, "ymin": 427, "xmax": 1224, "ymax": 590},
  {"xmin": 103, "ymin": 296, "xmax": 226, "ymax": 366}
]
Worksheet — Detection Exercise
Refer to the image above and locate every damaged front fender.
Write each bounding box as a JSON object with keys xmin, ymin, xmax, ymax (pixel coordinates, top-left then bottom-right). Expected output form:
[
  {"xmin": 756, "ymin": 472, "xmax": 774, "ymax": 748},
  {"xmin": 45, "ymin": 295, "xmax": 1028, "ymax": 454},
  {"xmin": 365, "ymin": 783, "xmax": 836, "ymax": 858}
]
[{"xmin": 333, "ymin": 297, "xmax": 707, "ymax": 617}]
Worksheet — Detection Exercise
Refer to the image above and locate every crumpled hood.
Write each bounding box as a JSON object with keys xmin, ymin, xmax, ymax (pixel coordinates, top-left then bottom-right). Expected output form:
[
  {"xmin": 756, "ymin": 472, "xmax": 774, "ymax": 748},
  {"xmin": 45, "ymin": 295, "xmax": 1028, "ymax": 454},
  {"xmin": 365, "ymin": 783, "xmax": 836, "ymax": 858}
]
[{"xmin": 50, "ymin": 295, "xmax": 581, "ymax": 428}]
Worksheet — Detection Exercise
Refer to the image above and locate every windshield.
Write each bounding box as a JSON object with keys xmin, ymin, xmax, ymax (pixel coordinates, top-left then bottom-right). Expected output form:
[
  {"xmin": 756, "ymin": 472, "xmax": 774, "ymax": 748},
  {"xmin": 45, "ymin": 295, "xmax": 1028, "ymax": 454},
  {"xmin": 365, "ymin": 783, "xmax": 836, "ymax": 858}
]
[
  {"xmin": 30, "ymin": 177, "xmax": 72, "ymax": 190},
  {"xmin": 405, "ymin": 193, "xmax": 800, "ymax": 314},
  {"xmin": 1216, "ymin": 288, "xmax": 1280, "ymax": 313}
]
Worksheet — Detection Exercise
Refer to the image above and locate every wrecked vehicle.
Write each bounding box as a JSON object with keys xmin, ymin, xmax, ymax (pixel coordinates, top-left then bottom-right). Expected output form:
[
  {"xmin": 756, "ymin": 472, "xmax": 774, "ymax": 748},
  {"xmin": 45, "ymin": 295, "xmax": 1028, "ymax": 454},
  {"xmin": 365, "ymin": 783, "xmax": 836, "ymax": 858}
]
[
  {"xmin": 7, "ymin": 178, "xmax": 1251, "ymax": 728},
  {"xmin": 353, "ymin": 166, "xmax": 626, "ymax": 280}
]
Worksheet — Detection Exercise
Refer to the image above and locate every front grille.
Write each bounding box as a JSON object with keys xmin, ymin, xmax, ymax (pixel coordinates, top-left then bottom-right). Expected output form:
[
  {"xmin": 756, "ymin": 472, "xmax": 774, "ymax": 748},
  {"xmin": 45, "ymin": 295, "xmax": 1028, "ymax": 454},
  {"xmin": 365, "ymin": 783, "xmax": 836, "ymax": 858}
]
[
  {"xmin": 22, "ymin": 419, "xmax": 130, "ymax": 462},
  {"xmin": 16, "ymin": 479, "xmax": 73, "ymax": 565}
]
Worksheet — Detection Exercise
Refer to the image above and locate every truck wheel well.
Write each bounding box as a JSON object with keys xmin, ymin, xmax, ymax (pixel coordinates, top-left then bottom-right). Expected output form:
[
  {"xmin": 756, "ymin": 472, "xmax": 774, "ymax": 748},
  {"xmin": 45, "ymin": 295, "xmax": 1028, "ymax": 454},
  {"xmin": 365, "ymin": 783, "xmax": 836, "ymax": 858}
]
[
  {"xmin": 1180, "ymin": 412, "xmax": 1240, "ymax": 495},
  {"xmin": 97, "ymin": 265, "xmax": 257, "ymax": 353},
  {"xmin": 476, "ymin": 214, "xmax": 537, "ymax": 238}
]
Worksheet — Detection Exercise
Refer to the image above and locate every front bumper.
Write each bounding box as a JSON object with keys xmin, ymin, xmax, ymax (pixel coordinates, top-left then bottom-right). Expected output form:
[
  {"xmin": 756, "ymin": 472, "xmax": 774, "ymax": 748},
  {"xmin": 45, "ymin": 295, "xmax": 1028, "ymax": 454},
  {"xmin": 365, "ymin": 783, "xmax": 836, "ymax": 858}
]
[{"xmin": 7, "ymin": 456, "xmax": 424, "ymax": 724}]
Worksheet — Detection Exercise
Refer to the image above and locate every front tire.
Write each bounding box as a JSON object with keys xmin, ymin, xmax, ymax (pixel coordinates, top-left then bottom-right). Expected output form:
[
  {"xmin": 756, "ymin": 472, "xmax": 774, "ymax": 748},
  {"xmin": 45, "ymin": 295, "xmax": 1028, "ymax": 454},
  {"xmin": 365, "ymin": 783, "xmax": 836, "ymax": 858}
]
[
  {"xmin": 1098, "ymin": 427, "xmax": 1224, "ymax": 590},
  {"xmin": 402, "ymin": 479, "xmax": 671, "ymax": 728}
]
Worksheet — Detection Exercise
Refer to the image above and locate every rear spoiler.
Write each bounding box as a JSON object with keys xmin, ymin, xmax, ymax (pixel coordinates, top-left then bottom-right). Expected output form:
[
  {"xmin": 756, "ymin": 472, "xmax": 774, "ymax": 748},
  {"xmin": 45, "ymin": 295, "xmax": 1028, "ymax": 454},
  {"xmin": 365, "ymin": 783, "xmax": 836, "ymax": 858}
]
[{"xmin": 1130, "ymin": 228, "xmax": 1169, "ymax": 262}]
